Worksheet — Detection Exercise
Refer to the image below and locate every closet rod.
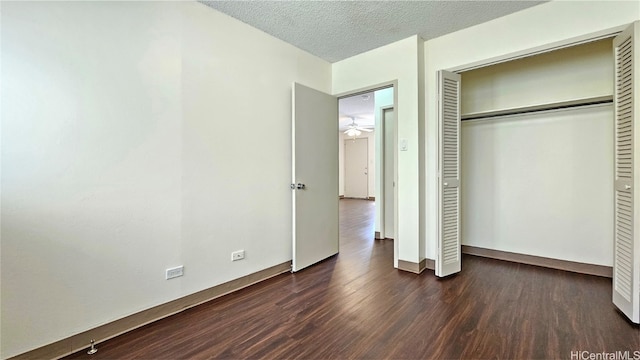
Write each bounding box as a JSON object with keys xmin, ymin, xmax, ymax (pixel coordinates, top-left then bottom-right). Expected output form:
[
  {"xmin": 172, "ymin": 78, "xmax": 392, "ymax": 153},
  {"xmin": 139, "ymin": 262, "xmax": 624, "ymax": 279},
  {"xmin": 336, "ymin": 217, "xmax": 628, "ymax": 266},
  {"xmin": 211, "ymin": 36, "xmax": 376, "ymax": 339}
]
[{"xmin": 461, "ymin": 96, "xmax": 613, "ymax": 122}]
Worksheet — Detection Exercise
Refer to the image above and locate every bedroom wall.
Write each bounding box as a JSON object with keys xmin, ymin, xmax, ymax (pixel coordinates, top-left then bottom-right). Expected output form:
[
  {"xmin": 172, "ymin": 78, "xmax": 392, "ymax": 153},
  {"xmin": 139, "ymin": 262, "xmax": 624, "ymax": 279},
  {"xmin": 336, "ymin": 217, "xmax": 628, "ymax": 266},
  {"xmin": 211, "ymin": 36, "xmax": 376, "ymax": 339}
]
[{"xmin": 0, "ymin": 2, "xmax": 331, "ymax": 358}]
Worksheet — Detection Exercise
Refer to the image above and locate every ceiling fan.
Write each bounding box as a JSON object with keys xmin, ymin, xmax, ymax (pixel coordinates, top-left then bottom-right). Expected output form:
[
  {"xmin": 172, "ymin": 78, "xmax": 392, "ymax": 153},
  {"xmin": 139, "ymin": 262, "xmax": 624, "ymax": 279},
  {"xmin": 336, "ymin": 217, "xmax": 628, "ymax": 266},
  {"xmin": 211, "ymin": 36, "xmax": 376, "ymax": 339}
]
[{"xmin": 343, "ymin": 117, "xmax": 373, "ymax": 137}]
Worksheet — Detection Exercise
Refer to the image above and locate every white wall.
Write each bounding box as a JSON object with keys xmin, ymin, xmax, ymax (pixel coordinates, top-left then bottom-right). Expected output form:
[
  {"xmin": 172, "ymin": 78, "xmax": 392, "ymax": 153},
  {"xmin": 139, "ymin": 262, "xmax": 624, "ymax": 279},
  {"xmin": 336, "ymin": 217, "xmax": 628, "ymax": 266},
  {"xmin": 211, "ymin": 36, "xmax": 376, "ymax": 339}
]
[
  {"xmin": 0, "ymin": 2, "xmax": 331, "ymax": 358},
  {"xmin": 338, "ymin": 131, "xmax": 375, "ymax": 198},
  {"xmin": 333, "ymin": 36, "xmax": 420, "ymax": 266},
  {"xmin": 424, "ymin": 0, "xmax": 640, "ymax": 262},
  {"xmin": 461, "ymin": 105, "xmax": 614, "ymax": 266}
]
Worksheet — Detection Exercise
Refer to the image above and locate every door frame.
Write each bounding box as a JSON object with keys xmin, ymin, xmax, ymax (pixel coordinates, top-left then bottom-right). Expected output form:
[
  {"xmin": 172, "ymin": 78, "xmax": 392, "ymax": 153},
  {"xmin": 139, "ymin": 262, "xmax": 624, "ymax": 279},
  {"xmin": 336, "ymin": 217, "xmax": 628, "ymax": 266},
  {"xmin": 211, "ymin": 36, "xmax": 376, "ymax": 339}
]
[
  {"xmin": 336, "ymin": 81, "xmax": 398, "ymax": 267},
  {"xmin": 380, "ymin": 105, "xmax": 398, "ymax": 267},
  {"xmin": 379, "ymin": 105, "xmax": 398, "ymax": 239}
]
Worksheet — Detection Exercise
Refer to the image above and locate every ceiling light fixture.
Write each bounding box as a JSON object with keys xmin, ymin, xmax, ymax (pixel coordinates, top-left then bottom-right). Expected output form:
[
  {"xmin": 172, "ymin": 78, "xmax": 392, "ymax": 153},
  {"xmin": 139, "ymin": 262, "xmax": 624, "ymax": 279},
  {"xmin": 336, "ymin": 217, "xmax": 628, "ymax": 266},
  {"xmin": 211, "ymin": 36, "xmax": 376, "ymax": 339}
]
[
  {"xmin": 343, "ymin": 117, "xmax": 372, "ymax": 138},
  {"xmin": 345, "ymin": 128, "xmax": 361, "ymax": 137}
]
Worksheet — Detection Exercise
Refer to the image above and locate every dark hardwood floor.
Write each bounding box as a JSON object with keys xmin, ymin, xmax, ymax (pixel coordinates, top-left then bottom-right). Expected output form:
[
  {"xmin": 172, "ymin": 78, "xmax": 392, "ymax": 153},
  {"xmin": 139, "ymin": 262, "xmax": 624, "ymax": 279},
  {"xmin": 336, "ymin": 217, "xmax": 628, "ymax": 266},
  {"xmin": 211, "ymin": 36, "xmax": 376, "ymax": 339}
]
[{"xmin": 66, "ymin": 199, "xmax": 639, "ymax": 359}]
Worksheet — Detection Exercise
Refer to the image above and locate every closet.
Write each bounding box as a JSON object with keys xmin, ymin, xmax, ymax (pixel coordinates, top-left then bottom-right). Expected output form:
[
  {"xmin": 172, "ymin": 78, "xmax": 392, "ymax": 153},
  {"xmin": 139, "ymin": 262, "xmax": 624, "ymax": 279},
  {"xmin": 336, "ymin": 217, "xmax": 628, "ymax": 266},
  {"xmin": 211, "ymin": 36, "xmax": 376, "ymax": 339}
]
[
  {"xmin": 435, "ymin": 21, "xmax": 639, "ymax": 324},
  {"xmin": 459, "ymin": 39, "xmax": 614, "ymax": 268}
]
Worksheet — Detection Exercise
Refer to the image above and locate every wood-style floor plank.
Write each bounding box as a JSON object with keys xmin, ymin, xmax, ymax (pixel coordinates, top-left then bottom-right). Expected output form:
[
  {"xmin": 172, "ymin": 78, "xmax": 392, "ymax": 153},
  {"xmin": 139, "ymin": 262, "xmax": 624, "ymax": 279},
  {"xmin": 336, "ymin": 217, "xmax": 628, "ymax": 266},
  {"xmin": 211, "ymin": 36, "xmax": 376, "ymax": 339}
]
[{"xmin": 65, "ymin": 199, "xmax": 639, "ymax": 359}]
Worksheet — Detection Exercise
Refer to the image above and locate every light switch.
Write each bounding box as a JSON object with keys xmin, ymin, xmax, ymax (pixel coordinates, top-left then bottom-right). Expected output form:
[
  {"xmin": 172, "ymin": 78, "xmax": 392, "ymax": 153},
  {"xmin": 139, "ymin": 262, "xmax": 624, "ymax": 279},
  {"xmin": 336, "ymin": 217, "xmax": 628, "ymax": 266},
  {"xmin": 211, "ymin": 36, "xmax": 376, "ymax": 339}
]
[{"xmin": 400, "ymin": 138, "xmax": 408, "ymax": 151}]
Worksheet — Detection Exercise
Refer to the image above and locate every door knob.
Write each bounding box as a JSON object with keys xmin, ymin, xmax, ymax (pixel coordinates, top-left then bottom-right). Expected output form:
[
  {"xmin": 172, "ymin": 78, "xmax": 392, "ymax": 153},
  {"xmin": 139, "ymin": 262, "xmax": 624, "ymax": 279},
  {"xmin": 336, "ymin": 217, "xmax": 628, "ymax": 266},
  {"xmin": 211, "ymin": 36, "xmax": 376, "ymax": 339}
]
[
  {"xmin": 625, "ymin": 184, "xmax": 632, "ymax": 190},
  {"xmin": 296, "ymin": 183, "xmax": 306, "ymax": 190},
  {"xmin": 444, "ymin": 182, "xmax": 448, "ymax": 186}
]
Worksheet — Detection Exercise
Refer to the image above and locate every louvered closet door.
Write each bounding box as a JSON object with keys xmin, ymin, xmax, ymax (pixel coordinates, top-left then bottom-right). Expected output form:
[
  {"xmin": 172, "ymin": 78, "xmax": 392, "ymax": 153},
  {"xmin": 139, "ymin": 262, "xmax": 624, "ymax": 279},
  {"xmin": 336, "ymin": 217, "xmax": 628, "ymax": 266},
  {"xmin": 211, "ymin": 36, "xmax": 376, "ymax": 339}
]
[
  {"xmin": 436, "ymin": 70, "xmax": 462, "ymax": 277},
  {"xmin": 613, "ymin": 22, "xmax": 639, "ymax": 324}
]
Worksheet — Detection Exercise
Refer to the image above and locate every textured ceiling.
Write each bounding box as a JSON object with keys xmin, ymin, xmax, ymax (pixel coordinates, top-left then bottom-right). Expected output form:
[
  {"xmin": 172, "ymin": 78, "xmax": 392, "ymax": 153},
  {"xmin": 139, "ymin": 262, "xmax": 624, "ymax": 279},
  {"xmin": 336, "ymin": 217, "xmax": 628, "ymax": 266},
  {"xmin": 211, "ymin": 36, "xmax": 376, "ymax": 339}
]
[{"xmin": 201, "ymin": 1, "xmax": 546, "ymax": 63}]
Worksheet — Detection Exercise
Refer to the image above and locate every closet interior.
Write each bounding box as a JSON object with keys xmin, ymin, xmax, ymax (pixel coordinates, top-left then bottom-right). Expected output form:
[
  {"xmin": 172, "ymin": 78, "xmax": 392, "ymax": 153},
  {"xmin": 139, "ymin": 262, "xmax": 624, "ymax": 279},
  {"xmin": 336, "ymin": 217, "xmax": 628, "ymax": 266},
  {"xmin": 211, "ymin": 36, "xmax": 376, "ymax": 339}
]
[{"xmin": 458, "ymin": 39, "xmax": 615, "ymax": 269}]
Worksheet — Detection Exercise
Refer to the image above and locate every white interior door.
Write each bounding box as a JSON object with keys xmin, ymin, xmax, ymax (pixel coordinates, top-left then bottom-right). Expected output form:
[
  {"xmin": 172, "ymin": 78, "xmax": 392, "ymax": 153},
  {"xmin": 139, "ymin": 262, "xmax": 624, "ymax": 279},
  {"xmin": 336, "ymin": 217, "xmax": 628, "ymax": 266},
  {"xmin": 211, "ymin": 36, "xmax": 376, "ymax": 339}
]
[
  {"xmin": 612, "ymin": 21, "xmax": 639, "ymax": 324},
  {"xmin": 292, "ymin": 82, "xmax": 339, "ymax": 272},
  {"xmin": 344, "ymin": 138, "xmax": 368, "ymax": 198},
  {"xmin": 383, "ymin": 108, "xmax": 395, "ymax": 239},
  {"xmin": 436, "ymin": 70, "xmax": 462, "ymax": 277}
]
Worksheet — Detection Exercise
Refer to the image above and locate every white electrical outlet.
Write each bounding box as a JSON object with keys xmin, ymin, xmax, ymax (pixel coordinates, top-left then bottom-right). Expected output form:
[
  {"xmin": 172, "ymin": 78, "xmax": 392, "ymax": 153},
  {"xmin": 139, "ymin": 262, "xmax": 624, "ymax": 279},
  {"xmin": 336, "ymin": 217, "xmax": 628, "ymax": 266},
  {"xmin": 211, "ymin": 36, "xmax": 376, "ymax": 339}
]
[
  {"xmin": 231, "ymin": 250, "xmax": 245, "ymax": 261},
  {"xmin": 165, "ymin": 265, "xmax": 184, "ymax": 280}
]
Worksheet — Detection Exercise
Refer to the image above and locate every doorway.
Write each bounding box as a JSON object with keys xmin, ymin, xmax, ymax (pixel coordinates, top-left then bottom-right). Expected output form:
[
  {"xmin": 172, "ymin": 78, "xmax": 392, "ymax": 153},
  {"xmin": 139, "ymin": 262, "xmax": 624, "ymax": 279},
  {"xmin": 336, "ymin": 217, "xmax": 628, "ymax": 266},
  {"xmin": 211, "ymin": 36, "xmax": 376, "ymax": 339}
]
[{"xmin": 338, "ymin": 86, "xmax": 395, "ymax": 258}]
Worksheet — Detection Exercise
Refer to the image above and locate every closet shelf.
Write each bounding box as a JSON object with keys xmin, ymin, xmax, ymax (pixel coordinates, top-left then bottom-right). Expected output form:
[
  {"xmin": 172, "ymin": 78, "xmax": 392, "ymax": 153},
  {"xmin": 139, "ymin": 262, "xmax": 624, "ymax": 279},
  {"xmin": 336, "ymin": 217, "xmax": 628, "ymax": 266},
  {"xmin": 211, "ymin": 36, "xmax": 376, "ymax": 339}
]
[{"xmin": 461, "ymin": 95, "xmax": 613, "ymax": 121}]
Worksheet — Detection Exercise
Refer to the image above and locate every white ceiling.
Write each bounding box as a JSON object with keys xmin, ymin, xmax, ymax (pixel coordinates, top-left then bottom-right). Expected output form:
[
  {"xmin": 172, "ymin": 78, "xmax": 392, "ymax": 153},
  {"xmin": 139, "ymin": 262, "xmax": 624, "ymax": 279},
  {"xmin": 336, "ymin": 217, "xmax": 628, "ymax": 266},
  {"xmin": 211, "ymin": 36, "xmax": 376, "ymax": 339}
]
[{"xmin": 201, "ymin": 0, "xmax": 546, "ymax": 63}]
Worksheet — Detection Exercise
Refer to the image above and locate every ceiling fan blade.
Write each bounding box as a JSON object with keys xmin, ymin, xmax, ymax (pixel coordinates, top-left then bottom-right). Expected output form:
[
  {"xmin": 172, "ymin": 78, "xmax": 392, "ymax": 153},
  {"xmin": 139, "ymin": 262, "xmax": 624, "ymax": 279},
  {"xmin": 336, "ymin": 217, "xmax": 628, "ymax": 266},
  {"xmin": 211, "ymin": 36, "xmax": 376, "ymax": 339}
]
[{"xmin": 358, "ymin": 128, "xmax": 373, "ymax": 132}]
